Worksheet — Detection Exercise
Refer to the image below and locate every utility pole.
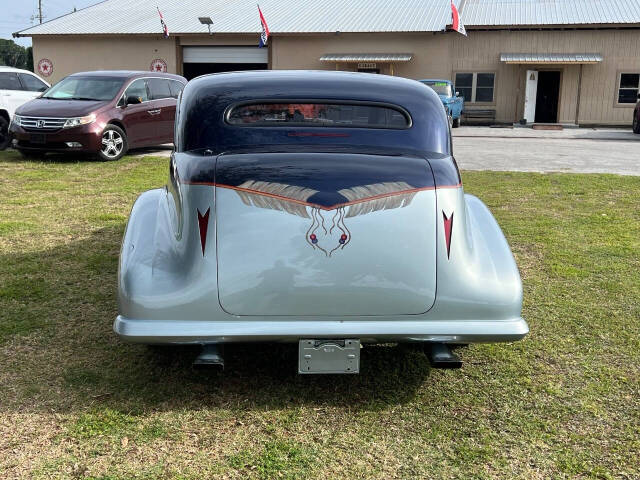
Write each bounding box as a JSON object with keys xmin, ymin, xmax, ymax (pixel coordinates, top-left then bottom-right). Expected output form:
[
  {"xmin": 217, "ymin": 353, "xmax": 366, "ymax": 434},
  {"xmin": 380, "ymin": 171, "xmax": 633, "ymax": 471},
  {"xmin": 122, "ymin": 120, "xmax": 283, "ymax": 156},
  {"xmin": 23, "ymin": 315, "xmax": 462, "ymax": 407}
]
[{"xmin": 30, "ymin": 0, "xmax": 45, "ymax": 24}]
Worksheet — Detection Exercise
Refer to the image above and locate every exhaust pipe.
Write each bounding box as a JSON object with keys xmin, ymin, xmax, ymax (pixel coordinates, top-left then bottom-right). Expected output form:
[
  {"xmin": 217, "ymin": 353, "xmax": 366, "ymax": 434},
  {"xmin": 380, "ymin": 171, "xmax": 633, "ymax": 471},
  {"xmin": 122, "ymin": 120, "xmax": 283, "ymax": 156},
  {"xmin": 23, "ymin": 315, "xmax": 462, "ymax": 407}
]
[
  {"xmin": 193, "ymin": 344, "xmax": 224, "ymax": 369},
  {"xmin": 424, "ymin": 343, "xmax": 462, "ymax": 369}
]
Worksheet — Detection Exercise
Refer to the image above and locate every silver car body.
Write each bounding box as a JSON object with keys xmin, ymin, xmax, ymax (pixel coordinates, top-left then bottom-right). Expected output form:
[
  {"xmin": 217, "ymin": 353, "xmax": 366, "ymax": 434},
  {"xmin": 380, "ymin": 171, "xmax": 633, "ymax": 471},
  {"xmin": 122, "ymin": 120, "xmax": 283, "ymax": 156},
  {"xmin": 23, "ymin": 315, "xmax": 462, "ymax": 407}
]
[{"xmin": 115, "ymin": 71, "xmax": 528, "ymax": 345}]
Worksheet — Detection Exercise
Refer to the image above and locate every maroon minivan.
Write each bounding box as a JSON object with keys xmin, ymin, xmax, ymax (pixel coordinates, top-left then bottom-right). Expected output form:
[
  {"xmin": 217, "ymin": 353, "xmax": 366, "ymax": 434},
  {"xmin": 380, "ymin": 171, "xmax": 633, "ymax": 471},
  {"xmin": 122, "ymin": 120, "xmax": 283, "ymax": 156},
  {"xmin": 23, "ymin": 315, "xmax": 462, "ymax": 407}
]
[{"xmin": 10, "ymin": 71, "xmax": 186, "ymax": 160}]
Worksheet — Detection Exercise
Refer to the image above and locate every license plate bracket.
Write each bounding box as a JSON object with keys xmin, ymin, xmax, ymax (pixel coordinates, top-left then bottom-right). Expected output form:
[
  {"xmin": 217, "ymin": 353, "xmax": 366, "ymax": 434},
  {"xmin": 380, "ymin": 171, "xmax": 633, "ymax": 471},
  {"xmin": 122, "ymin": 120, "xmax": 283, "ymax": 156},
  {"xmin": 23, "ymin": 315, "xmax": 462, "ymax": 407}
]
[
  {"xmin": 30, "ymin": 133, "xmax": 46, "ymax": 144},
  {"xmin": 298, "ymin": 339, "xmax": 360, "ymax": 374}
]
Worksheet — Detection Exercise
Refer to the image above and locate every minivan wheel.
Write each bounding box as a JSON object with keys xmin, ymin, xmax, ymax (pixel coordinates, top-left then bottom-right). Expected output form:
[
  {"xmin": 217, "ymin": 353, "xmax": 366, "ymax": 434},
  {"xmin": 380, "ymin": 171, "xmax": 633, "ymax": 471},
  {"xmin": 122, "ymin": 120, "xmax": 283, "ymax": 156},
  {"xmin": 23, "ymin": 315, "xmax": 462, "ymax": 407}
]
[
  {"xmin": 633, "ymin": 113, "xmax": 640, "ymax": 134},
  {"xmin": 0, "ymin": 117, "xmax": 10, "ymax": 151},
  {"xmin": 452, "ymin": 117, "xmax": 460, "ymax": 128},
  {"xmin": 98, "ymin": 125, "xmax": 128, "ymax": 161}
]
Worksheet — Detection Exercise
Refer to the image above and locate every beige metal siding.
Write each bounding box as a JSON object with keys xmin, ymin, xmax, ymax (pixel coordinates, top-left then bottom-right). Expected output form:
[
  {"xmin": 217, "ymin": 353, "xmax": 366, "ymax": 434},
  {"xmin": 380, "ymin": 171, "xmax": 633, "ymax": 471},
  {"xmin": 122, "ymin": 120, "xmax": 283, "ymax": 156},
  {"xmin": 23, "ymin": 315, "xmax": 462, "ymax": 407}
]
[
  {"xmin": 451, "ymin": 29, "xmax": 640, "ymax": 124},
  {"xmin": 32, "ymin": 36, "xmax": 179, "ymax": 84},
  {"xmin": 30, "ymin": 28, "xmax": 640, "ymax": 124},
  {"xmin": 271, "ymin": 33, "xmax": 452, "ymax": 80}
]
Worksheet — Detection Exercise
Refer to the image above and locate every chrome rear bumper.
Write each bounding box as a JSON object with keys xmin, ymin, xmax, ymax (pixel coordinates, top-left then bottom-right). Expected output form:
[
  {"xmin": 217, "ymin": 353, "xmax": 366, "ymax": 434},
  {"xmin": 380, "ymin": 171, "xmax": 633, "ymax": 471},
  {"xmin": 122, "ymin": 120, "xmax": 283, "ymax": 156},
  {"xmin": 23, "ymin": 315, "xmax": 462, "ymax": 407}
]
[{"xmin": 113, "ymin": 316, "xmax": 529, "ymax": 344}]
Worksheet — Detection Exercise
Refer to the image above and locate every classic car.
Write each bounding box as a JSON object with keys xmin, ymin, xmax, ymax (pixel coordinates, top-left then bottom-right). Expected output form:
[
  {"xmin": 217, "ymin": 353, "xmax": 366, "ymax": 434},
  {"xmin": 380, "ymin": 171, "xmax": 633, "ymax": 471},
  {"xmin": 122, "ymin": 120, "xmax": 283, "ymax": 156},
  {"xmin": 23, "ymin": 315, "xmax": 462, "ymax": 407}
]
[
  {"xmin": 115, "ymin": 71, "xmax": 528, "ymax": 373},
  {"xmin": 10, "ymin": 71, "xmax": 186, "ymax": 160},
  {"xmin": 0, "ymin": 66, "xmax": 50, "ymax": 150},
  {"xmin": 419, "ymin": 79, "xmax": 464, "ymax": 128}
]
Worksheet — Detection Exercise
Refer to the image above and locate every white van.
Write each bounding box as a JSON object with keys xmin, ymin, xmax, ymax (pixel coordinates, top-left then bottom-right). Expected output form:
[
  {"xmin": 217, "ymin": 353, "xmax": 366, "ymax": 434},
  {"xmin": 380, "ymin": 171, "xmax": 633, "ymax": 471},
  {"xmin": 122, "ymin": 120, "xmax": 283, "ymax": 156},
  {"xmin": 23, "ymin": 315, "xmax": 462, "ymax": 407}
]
[{"xmin": 0, "ymin": 66, "xmax": 50, "ymax": 150}]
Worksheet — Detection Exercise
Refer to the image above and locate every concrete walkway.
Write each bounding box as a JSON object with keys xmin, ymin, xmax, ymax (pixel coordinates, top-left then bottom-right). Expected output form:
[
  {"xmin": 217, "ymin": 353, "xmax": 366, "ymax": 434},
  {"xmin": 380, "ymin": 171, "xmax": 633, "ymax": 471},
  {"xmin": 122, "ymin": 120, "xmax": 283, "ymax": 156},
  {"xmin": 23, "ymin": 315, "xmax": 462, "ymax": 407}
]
[{"xmin": 452, "ymin": 127, "xmax": 640, "ymax": 176}]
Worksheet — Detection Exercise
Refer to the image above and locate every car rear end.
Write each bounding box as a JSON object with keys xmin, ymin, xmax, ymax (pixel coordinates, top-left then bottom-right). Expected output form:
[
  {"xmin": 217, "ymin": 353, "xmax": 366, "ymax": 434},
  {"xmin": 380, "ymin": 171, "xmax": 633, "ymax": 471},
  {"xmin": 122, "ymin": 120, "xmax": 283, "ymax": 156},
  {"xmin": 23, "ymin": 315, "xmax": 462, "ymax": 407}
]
[{"xmin": 114, "ymin": 71, "xmax": 527, "ymax": 373}]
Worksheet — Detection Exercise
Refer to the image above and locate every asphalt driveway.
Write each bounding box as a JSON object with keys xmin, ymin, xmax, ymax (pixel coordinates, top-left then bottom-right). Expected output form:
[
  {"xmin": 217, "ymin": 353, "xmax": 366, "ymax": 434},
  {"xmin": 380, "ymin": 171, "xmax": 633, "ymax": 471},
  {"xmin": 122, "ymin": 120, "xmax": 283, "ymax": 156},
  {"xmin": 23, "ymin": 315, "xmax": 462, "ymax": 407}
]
[
  {"xmin": 133, "ymin": 127, "xmax": 640, "ymax": 176},
  {"xmin": 452, "ymin": 127, "xmax": 640, "ymax": 176}
]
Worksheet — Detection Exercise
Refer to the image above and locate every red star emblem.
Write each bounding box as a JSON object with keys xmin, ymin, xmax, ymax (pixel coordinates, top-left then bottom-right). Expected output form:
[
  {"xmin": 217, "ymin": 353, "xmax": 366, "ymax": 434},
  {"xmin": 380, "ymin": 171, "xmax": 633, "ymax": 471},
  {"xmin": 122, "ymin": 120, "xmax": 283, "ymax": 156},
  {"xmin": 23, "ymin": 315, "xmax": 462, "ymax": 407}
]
[
  {"xmin": 155, "ymin": 64, "xmax": 162, "ymax": 71},
  {"xmin": 42, "ymin": 65, "xmax": 49, "ymax": 71}
]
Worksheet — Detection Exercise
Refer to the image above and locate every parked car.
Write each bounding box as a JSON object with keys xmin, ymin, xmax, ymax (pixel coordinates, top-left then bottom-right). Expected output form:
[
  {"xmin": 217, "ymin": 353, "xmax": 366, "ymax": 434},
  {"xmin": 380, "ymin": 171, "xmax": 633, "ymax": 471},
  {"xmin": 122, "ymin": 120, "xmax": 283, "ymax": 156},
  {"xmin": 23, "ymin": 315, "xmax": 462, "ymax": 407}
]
[
  {"xmin": 115, "ymin": 71, "xmax": 528, "ymax": 373},
  {"xmin": 633, "ymin": 93, "xmax": 640, "ymax": 134},
  {"xmin": 10, "ymin": 70, "xmax": 186, "ymax": 160},
  {"xmin": 419, "ymin": 79, "xmax": 464, "ymax": 128},
  {"xmin": 0, "ymin": 66, "xmax": 50, "ymax": 150}
]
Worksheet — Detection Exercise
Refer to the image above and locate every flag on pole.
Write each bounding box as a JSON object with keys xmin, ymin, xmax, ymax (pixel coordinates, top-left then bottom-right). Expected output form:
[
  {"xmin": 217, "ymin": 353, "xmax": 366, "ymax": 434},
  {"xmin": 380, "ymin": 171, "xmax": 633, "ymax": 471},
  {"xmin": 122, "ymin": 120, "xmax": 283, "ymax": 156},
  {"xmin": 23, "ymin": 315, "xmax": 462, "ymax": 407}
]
[
  {"xmin": 157, "ymin": 6, "xmax": 169, "ymax": 38},
  {"xmin": 451, "ymin": 1, "xmax": 467, "ymax": 36},
  {"xmin": 258, "ymin": 5, "xmax": 270, "ymax": 47}
]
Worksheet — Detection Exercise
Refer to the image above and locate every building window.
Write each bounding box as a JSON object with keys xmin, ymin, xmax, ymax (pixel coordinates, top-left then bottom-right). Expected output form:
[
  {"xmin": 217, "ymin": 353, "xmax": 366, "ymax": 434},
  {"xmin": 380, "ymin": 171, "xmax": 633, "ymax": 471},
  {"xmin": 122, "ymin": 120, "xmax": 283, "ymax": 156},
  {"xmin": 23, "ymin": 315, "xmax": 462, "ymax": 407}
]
[
  {"xmin": 455, "ymin": 72, "xmax": 495, "ymax": 103},
  {"xmin": 618, "ymin": 73, "xmax": 640, "ymax": 104}
]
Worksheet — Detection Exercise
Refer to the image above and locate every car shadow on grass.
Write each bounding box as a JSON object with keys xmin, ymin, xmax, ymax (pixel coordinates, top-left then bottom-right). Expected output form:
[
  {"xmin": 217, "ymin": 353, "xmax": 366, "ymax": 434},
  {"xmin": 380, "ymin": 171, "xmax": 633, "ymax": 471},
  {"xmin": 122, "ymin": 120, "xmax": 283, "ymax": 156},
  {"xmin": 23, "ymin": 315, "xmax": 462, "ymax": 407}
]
[{"xmin": 0, "ymin": 226, "xmax": 434, "ymax": 415}]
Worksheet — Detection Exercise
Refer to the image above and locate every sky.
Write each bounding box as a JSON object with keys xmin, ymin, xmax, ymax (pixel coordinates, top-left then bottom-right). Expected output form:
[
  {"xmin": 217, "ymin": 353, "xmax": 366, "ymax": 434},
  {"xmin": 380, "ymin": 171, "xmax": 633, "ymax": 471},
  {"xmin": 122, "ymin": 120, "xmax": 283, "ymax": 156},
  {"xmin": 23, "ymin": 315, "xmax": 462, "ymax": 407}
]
[{"xmin": 0, "ymin": 0, "xmax": 98, "ymax": 46}]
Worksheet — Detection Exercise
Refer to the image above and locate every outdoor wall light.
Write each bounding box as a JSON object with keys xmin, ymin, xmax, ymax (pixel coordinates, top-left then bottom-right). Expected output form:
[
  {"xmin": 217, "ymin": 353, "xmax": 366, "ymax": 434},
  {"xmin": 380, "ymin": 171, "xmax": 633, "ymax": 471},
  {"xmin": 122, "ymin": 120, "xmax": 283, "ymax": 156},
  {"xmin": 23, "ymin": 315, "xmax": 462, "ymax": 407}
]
[{"xmin": 199, "ymin": 17, "xmax": 213, "ymax": 35}]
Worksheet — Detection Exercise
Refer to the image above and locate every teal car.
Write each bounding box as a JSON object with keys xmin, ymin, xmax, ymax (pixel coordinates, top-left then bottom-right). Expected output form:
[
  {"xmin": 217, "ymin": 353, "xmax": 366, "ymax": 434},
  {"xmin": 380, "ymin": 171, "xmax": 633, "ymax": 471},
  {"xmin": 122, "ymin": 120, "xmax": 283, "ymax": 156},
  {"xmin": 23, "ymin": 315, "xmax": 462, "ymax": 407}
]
[{"xmin": 419, "ymin": 79, "xmax": 464, "ymax": 128}]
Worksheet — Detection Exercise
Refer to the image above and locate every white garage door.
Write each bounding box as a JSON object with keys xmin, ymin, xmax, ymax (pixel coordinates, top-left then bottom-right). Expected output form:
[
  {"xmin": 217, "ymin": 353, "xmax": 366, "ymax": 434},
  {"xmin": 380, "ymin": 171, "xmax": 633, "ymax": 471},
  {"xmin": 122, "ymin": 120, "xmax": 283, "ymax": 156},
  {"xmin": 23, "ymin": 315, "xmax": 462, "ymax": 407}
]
[{"xmin": 183, "ymin": 47, "xmax": 268, "ymax": 64}]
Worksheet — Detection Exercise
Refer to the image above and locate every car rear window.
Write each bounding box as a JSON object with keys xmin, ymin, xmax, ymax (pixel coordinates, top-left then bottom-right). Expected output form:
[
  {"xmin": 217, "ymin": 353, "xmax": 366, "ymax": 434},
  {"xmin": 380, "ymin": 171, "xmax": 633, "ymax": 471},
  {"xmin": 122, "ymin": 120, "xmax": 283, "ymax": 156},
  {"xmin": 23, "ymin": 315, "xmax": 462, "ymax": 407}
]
[
  {"xmin": 0, "ymin": 72, "xmax": 22, "ymax": 91},
  {"xmin": 18, "ymin": 73, "xmax": 48, "ymax": 92},
  {"xmin": 169, "ymin": 80, "xmax": 185, "ymax": 99},
  {"xmin": 226, "ymin": 102, "xmax": 410, "ymax": 129},
  {"xmin": 148, "ymin": 78, "xmax": 172, "ymax": 100}
]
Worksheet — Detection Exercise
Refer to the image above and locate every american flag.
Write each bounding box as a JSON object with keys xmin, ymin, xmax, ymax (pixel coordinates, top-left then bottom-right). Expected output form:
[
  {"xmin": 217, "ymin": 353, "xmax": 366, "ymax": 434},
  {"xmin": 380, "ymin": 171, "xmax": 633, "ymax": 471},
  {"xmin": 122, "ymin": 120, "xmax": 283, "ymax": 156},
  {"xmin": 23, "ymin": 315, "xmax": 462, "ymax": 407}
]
[
  {"xmin": 258, "ymin": 5, "xmax": 270, "ymax": 47},
  {"xmin": 157, "ymin": 7, "xmax": 169, "ymax": 38}
]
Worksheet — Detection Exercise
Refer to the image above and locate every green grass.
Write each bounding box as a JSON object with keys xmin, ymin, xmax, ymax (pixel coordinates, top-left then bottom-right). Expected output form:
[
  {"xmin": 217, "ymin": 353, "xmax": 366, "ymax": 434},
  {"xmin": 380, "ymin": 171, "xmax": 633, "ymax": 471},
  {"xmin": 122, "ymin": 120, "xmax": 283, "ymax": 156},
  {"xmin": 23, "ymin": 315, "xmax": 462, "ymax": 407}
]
[{"xmin": 0, "ymin": 150, "xmax": 638, "ymax": 479}]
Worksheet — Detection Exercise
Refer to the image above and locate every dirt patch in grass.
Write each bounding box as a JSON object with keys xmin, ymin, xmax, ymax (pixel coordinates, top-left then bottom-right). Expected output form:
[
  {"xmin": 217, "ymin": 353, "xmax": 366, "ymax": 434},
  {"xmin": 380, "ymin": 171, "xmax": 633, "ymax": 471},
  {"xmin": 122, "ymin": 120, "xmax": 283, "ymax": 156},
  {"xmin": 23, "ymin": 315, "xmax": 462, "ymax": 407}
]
[{"xmin": 0, "ymin": 152, "xmax": 638, "ymax": 479}]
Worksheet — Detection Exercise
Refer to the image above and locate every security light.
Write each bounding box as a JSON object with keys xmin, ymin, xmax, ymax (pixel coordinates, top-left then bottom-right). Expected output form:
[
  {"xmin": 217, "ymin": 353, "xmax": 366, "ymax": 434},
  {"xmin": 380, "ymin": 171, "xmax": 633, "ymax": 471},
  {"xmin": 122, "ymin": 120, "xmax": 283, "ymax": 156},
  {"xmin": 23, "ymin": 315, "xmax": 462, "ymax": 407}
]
[{"xmin": 199, "ymin": 17, "xmax": 213, "ymax": 35}]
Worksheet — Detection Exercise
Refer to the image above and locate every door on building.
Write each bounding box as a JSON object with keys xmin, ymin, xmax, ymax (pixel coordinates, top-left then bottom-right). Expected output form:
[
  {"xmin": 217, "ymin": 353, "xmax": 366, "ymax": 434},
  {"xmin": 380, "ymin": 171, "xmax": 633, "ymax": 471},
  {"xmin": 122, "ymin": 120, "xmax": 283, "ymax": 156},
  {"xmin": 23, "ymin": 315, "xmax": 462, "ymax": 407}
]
[
  {"xmin": 182, "ymin": 47, "xmax": 268, "ymax": 80},
  {"xmin": 534, "ymin": 71, "xmax": 561, "ymax": 123},
  {"xmin": 524, "ymin": 70, "xmax": 538, "ymax": 123}
]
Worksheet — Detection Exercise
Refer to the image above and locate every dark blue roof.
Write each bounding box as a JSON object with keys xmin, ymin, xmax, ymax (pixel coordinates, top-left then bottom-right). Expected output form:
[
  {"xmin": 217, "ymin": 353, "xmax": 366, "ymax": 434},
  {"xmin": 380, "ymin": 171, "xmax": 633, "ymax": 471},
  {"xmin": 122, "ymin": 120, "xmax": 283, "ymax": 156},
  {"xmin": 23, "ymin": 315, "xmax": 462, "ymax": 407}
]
[{"xmin": 176, "ymin": 70, "xmax": 450, "ymax": 155}]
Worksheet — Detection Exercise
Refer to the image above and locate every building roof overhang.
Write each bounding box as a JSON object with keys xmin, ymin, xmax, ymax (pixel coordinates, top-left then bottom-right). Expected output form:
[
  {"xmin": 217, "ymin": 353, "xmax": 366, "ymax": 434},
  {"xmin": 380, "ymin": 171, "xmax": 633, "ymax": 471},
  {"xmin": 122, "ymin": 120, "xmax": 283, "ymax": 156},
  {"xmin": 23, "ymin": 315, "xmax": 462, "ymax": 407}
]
[
  {"xmin": 500, "ymin": 53, "xmax": 603, "ymax": 64},
  {"xmin": 319, "ymin": 53, "xmax": 413, "ymax": 63}
]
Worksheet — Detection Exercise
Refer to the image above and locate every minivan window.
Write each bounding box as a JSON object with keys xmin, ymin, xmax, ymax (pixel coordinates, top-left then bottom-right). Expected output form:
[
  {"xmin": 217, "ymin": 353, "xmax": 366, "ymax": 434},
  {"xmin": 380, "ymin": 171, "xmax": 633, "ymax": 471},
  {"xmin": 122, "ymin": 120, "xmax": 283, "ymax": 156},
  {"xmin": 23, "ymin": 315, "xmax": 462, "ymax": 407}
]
[
  {"xmin": 18, "ymin": 73, "xmax": 48, "ymax": 92},
  {"xmin": 0, "ymin": 72, "xmax": 23, "ymax": 91},
  {"xmin": 42, "ymin": 76, "xmax": 124, "ymax": 101},
  {"xmin": 169, "ymin": 80, "xmax": 185, "ymax": 99},
  {"xmin": 227, "ymin": 102, "xmax": 410, "ymax": 129},
  {"xmin": 148, "ymin": 78, "xmax": 171, "ymax": 100},
  {"xmin": 123, "ymin": 79, "xmax": 149, "ymax": 103}
]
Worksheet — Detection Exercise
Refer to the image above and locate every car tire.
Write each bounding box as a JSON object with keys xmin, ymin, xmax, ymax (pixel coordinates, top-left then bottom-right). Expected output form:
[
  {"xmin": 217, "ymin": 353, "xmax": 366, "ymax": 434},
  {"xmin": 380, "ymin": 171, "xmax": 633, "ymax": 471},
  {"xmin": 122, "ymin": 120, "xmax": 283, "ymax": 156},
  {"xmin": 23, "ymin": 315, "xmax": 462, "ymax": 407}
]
[
  {"xmin": 633, "ymin": 113, "xmax": 640, "ymax": 134},
  {"xmin": 452, "ymin": 117, "xmax": 460, "ymax": 128},
  {"xmin": 0, "ymin": 117, "xmax": 10, "ymax": 151},
  {"xmin": 97, "ymin": 124, "xmax": 128, "ymax": 161}
]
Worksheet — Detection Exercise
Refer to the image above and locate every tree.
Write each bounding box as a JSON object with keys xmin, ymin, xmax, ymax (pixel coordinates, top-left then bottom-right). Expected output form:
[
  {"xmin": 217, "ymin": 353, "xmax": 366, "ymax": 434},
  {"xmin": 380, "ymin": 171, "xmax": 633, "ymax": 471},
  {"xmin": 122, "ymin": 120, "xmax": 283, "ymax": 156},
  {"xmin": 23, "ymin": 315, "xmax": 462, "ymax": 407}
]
[{"xmin": 0, "ymin": 39, "xmax": 33, "ymax": 71}]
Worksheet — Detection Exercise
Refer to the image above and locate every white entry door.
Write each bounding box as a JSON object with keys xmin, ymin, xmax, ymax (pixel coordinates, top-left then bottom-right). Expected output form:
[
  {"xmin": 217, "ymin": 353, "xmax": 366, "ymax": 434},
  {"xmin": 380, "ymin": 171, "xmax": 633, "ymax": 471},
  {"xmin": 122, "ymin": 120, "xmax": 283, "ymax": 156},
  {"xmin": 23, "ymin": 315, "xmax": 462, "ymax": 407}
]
[{"xmin": 524, "ymin": 70, "xmax": 538, "ymax": 123}]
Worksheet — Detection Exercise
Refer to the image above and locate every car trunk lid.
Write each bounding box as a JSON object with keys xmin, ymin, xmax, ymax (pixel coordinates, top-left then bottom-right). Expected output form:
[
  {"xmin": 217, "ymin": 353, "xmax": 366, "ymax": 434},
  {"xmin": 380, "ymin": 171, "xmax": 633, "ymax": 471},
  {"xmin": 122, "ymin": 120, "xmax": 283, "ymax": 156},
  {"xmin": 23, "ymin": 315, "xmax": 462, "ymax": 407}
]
[{"xmin": 215, "ymin": 152, "xmax": 437, "ymax": 316}]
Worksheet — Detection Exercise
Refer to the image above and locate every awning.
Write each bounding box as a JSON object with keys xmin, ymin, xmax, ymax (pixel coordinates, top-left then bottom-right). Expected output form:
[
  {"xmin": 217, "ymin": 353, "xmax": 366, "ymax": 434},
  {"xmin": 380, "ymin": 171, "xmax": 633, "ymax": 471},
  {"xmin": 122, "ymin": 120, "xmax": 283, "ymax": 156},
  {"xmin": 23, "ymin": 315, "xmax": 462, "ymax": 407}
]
[
  {"xmin": 319, "ymin": 53, "xmax": 413, "ymax": 63},
  {"xmin": 500, "ymin": 53, "xmax": 603, "ymax": 64}
]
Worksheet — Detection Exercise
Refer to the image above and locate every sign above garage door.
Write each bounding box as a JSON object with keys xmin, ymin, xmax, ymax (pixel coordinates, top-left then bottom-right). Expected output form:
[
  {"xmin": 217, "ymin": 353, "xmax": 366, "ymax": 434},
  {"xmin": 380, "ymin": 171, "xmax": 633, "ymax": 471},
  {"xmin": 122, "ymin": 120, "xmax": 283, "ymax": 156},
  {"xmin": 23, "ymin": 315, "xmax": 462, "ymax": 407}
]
[{"xmin": 183, "ymin": 46, "xmax": 268, "ymax": 64}]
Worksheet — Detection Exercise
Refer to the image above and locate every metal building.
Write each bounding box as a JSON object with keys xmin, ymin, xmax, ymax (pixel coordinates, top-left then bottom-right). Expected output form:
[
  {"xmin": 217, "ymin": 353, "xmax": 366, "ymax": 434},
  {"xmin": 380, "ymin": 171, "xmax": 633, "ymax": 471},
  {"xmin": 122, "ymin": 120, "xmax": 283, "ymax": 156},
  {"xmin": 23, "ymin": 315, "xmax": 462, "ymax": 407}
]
[{"xmin": 14, "ymin": 0, "xmax": 640, "ymax": 126}]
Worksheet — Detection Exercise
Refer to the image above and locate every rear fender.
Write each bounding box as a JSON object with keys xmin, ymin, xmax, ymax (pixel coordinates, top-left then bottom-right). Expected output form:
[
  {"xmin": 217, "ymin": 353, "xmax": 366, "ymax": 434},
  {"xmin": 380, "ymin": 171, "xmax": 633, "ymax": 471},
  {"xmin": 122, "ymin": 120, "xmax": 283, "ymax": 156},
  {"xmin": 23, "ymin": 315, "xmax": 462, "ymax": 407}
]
[
  {"xmin": 432, "ymin": 187, "xmax": 523, "ymax": 321},
  {"xmin": 118, "ymin": 155, "xmax": 219, "ymax": 320}
]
